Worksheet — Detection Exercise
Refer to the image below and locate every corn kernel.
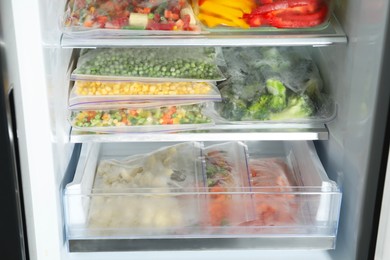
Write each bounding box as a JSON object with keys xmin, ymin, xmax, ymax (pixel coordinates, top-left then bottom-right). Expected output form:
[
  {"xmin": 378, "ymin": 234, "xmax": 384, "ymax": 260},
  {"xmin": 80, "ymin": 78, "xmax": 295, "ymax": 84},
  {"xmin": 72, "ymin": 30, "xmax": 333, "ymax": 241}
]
[{"xmin": 75, "ymin": 81, "xmax": 213, "ymax": 96}]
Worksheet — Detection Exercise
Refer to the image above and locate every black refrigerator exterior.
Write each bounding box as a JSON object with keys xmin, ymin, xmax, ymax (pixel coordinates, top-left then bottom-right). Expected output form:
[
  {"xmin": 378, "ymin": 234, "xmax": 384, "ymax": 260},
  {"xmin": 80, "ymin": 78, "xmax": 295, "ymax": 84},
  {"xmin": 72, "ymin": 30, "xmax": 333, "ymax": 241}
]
[{"xmin": 0, "ymin": 6, "xmax": 27, "ymax": 260}]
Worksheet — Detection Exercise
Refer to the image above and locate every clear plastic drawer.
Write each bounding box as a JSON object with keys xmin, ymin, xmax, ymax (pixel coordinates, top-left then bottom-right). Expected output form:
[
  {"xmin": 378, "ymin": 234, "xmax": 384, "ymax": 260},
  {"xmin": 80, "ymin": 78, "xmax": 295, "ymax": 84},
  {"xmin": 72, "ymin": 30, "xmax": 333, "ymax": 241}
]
[{"xmin": 63, "ymin": 141, "xmax": 341, "ymax": 251}]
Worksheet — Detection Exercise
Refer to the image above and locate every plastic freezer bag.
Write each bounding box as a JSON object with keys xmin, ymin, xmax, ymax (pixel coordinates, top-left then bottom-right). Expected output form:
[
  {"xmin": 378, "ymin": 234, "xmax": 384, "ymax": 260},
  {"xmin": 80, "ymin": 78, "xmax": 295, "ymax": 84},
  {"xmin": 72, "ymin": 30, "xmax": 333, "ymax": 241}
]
[
  {"xmin": 193, "ymin": 0, "xmax": 333, "ymax": 31},
  {"xmin": 221, "ymin": 47, "xmax": 324, "ymax": 95},
  {"xmin": 69, "ymin": 99, "xmax": 206, "ymax": 110},
  {"xmin": 68, "ymin": 80, "xmax": 222, "ymax": 109},
  {"xmin": 62, "ymin": 0, "xmax": 200, "ymax": 35},
  {"xmin": 211, "ymin": 46, "xmax": 336, "ymax": 123},
  {"xmin": 69, "ymin": 104, "xmax": 214, "ymax": 133},
  {"xmin": 202, "ymin": 142, "xmax": 255, "ymax": 227},
  {"xmin": 93, "ymin": 142, "xmax": 204, "ymax": 191},
  {"xmin": 71, "ymin": 47, "xmax": 226, "ymax": 82},
  {"xmin": 88, "ymin": 142, "xmax": 204, "ymax": 231},
  {"xmin": 203, "ymin": 141, "xmax": 250, "ymax": 189},
  {"xmin": 236, "ymin": 157, "xmax": 300, "ymax": 227}
]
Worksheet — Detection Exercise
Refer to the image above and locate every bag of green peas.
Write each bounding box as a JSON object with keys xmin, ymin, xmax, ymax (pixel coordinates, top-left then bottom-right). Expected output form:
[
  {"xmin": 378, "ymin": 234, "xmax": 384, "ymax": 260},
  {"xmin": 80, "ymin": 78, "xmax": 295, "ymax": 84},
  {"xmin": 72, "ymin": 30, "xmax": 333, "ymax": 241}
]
[{"xmin": 71, "ymin": 47, "xmax": 226, "ymax": 82}]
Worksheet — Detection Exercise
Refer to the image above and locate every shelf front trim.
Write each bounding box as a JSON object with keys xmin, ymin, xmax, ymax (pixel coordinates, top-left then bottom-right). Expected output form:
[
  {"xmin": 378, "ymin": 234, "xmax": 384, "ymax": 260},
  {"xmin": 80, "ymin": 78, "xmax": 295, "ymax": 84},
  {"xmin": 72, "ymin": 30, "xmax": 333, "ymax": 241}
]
[
  {"xmin": 70, "ymin": 125, "xmax": 329, "ymax": 142},
  {"xmin": 61, "ymin": 15, "xmax": 347, "ymax": 48}
]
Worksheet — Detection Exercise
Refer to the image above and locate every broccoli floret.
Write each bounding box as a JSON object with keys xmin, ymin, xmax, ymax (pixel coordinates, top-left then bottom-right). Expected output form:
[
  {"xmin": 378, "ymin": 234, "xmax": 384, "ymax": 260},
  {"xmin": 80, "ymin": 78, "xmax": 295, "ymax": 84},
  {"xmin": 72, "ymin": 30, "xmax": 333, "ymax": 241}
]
[
  {"xmin": 266, "ymin": 79, "xmax": 286, "ymax": 96},
  {"xmin": 268, "ymin": 95, "xmax": 286, "ymax": 112},
  {"xmin": 269, "ymin": 94, "xmax": 314, "ymax": 121},
  {"xmin": 247, "ymin": 95, "xmax": 272, "ymax": 120},
  {"xmin": 219, "ymin": 98, "xmax": 248, "ymax": 121},
  {"xmin": 265, "ymin": 79, "xmax": 287, "ymax": 112}
]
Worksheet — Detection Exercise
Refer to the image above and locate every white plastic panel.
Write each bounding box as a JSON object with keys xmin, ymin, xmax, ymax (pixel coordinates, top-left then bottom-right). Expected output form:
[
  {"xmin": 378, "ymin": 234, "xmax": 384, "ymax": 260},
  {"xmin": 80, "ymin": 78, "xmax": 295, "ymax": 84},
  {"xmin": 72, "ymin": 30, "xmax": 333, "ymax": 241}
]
[{"xmin": 70, "ymin": 124, "xmax": 329, "ymax": 142}]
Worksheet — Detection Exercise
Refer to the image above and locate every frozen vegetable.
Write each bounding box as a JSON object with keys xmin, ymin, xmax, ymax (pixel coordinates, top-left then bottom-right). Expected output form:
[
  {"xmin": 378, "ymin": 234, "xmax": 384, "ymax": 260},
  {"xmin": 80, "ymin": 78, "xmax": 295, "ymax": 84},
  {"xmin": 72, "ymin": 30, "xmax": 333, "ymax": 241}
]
[
  {"xmin": 268, "ymin": 94, "xmax": 314, "ymax": 120},
  {"xmin": 196, "ymin": 0, "xmax": 255, "ymax": 28},
  {"xmin": 194, "ymin": 0, "xmax": 331, "ymax": 29},
  {"xmin": 246, "ymin": 158, "xmax": 299, "ymax": 226},
  {"xmin": 88, "ymin": 143, "xmax": 203, "ymax": 230},
  {"xmin": 94, "ymin": 142, "xmax": 203, "ymax": 191},
  {"xmin": 72, "ymin": 47, "xmax": 225, "ymax": 81},
  {"xmin": 74, "ymin": 81, "xmax": 214, "ymax": 96},
  {"xmin": 205, "ymin": 150, "xmax": 236, "ymax": 188},
  {"xmin": 214, "ymin": 47, "xmax": 333, "ymax": 122},
  {"xmin": 64, "ymin": 0, "xmax": 200, "ymax": 32},
  {"xmin": 203, "ymin": 142, "xmax": 251, "ymax": 226},
  {"xmin": 88, "ymin": 196, "xmax": 186, "ymax": 229},
  {"xmin": 71, "ymin": 104, "xmax": 212, "ymax": 128},
  {"xmin": 244, "ymin": 0, "xmax": 331, "ymax": 28}
]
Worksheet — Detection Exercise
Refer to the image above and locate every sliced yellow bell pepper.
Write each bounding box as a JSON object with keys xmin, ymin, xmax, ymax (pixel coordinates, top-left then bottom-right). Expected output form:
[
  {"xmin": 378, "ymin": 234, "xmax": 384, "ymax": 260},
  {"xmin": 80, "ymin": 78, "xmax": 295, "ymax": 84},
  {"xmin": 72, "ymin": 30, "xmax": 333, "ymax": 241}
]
[
  {"xmin": 198, "ymin": 13, "xmax": 237, "ymax": 27},
  {"xmin": 207, "ymin": 0, "xmax": 253, "ymax": 13},
  {"xmin": 238, "ymin": 0, "xmax": 257, "ymax": 9},
  {"xmin": 200, "ymin": 1, "xmax": 244, "ymax": 19},
  {"xmin": 230, "ymin": 17, "xmax": 250, "ymax": 28},
  {"xmin": 198, "ymin": 13, "xmax": 249, "ymax": 28}
]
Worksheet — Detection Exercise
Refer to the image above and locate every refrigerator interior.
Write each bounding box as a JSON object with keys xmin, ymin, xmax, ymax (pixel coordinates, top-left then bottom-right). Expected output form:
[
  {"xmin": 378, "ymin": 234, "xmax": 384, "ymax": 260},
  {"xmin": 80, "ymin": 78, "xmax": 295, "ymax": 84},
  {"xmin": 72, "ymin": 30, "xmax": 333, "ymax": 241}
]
[{"xmin": 6, "ymin": 0, "xmax": 390, "ymax": 259}]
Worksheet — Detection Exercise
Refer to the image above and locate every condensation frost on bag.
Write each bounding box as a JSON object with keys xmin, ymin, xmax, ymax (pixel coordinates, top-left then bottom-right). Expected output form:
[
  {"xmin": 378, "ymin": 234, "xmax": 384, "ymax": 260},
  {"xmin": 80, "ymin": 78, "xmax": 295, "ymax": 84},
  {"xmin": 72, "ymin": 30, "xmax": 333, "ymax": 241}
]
[
  {"xmin": 89, "ymin": 142, "xmax": 204, "ymax": 229},
  {"xmin": 71, "ymin": 47, "xmax": 226, "ymax": 82},
  {"xmin": 203, "ymin": 141, "xmax": 250, "ymax": 189},
  {"xmin": 93, "ymin": 142, "xmax": 204, "ymax": 192},
  {"xmin": 211, "ymin": 47, "xmax": 336, "ymax": 123},
  {"xmin": 62, "ymin": 0, "xmax": 201, "ymax": 36},
  {"xmin": 220, "ymin": 46, "xmax": 323, "ymax": 96},
  {"xmin": 246, "ymin": 156, "xmax": 302, "ymax": 226},
  {"xmin": 68, "ymin": 80, "xmax": 222, "ymax": 109},
  {"xmin": 202, "ymin": 141, "xmax": 257, "ymax": 227}
]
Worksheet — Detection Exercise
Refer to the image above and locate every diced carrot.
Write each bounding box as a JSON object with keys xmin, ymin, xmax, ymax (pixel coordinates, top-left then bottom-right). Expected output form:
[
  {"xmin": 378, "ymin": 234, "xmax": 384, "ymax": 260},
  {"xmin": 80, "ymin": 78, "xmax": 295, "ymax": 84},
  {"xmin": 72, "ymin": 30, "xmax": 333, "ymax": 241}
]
[
  {"xmin": 129, "ymin": 110, "xmax": 138, "ymax": 116},
  {"xmin": 164, "ymin": 10, "xmax": 172, "ymax": 18},
  {"xmin": 83, "ymin": 20, "xmax": 94, "ymax": 27},
  {"xmin": 175, "ymin": 19, "xmax": 185, "ymax": 29},
  {"xmin": 210, "ymin": 186, "xmax": 225, "ymax": 193},
  {"xmin": 96, "ymin": 15, "xmax": 108, "ymax": 24},
  {"xmin": 171, "ymin": 13, "xmax": 180, "ymax": 20},
  {"xmin": 102, "ymin": 113, "xmax": 110, "ymax": 120}
]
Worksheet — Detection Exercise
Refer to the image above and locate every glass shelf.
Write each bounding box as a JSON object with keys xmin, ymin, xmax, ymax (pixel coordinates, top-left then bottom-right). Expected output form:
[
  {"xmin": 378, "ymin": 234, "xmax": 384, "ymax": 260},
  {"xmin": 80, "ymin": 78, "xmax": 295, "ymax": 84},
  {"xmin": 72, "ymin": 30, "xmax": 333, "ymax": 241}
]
[
  {"xmin": 61, "ymin": 15, "xmax": 347, "ymax": 48},
  {"xmin": 69, "ymin": 123, "xmax": 329, "ymax": 143}
]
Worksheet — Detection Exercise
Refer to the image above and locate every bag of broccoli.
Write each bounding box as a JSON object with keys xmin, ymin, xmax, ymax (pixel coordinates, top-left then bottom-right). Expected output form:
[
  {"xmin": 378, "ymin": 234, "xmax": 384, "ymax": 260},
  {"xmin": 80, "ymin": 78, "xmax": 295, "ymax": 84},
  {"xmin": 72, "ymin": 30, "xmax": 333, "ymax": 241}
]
[{"xmin": 212, "ymin": 47, "xmax": 336, "ymax": 123}]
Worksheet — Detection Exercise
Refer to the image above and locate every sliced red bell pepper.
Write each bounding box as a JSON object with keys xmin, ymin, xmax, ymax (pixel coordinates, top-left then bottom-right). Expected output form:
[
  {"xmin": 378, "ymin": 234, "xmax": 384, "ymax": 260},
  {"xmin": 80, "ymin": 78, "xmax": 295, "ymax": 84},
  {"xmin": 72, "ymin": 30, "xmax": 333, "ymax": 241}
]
[
  {"xmin": 154, "ymin": 21, "xmax": 176, "ymax": 30},
  {"xmin": 154, "ymin": 13, "xmax": 161, "ymax": 22},
  {"xmin": 277, "ymin": 3, "xmax": 328, "ymax": 21},
  {"xmin": 259, "ymin": 0, "xmax": 275, "ymax": 4},
  {"xmin": 96, "ymin": 15, "xmax": 108, "ymax": 27},
  {"xmin": 182, "ymin": 14, "xmax": 191, "ymax": 30},
  {"xmin": 270, "ymin": 4, "xmax": 328, "ymax": 28},
  {"xmin": 247, "ymin": 15, "xmax": 263, "ymax": 27},
  {"xmin": 252, "ymin": 0, "xmax": 321, "ymax": 15}
]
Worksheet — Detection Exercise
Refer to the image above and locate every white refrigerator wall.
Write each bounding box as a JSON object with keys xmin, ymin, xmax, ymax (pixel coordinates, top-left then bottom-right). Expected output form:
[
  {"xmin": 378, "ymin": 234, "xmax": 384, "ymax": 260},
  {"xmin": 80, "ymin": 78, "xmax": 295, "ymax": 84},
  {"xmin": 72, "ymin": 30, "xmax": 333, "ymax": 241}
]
[
  {"xmin": 7, "ymin": 0, "xmax": 390, "ymax": 260},
  {"xmin": 9, "ymin": 0, "xmax": 74, "ymax": 259}
]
